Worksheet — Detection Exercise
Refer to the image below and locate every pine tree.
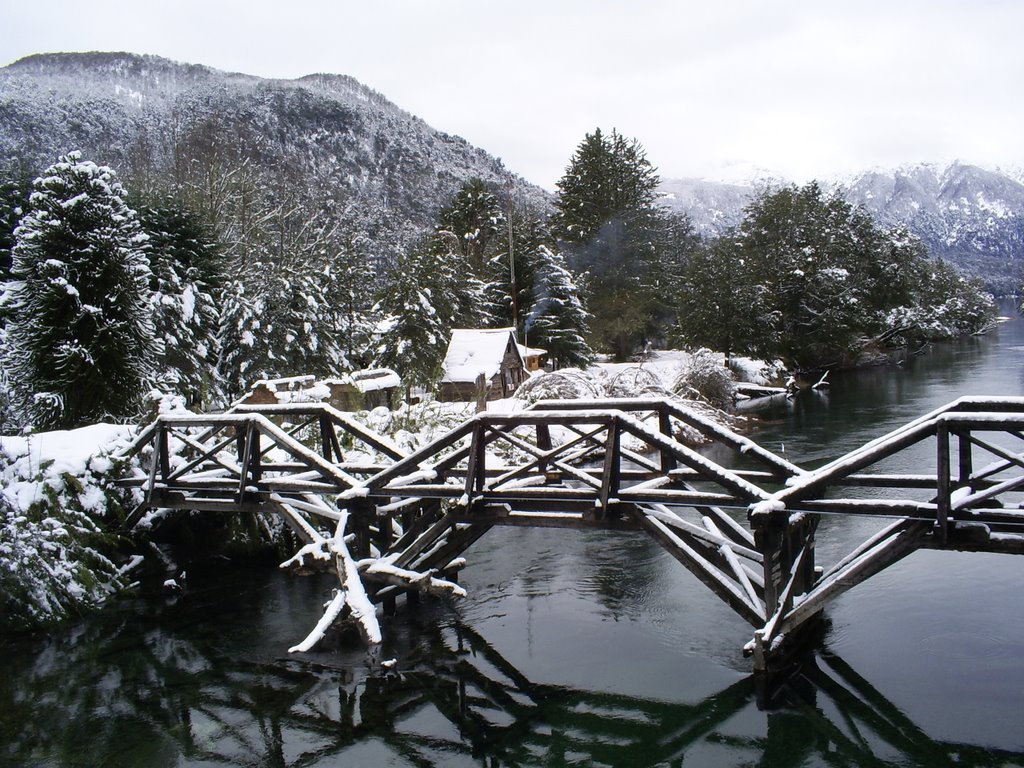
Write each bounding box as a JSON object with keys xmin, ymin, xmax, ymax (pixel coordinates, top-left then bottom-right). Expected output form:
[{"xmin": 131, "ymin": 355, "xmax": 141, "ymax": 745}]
[
  {"xmin": 553, "ymin": 128, "xmax": 659, "ymax": 246},
  {"xmin": 139, "ymin": 203, "xmax": 223, "ymax": 408},
  {"xmin": 437, "ymin": 178, "xmax": 506, "ymax": 276},
  {"xmin": 0, "ymin": 161, "xmax": 35, "ymax": 284},
  {"xmin": 482, "ymin": 206, "xmax": 545, "ymax": 333},
  {"xmin": 215, "ymin": 195, "xmax": 377, "ymax": 395},
  {"xmin": 3, "ymin": 152, "xmax": 155, "ymax": 429},
  {"xmin": 552, "ymin": 128, "xmax": 667, "ymax": 359},
  {"xmin": 372, "ymin": 239, "xmax": 452, "ymax": 391},
  {"xmin": 672, "ymin": 237, "xmax": 773, "ymax": 363},
  {"xmin": 688, "ymin": 182, "xmax": 996, "ymax": 371},
  {"xmin": 524, "ymin": 245, "xmax": 594, "ymax": 369},
  {"xmin": 216, "ymin": 253, "xmax": 348, "ymax": 392}
]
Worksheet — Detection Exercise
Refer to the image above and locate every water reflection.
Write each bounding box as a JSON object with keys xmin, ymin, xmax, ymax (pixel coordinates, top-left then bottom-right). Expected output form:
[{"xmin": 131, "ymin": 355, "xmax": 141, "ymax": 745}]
[{"xmin": 2, "ymin": 572, "xmax": 1020, "ymax": 768}]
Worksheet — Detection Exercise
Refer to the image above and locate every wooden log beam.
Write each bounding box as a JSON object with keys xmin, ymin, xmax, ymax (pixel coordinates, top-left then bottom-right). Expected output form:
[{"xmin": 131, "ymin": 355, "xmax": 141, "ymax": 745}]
[
  {"xmin": 637, "ymin": 511, "xmax": 765, "ymax": 627},
  {"xmin": 234, "ymin": 402, "xmax": 406, "ymax": 460},
  {"xmin": 773, "ymin": 520, "xmax": 931, "ymax": 639}
]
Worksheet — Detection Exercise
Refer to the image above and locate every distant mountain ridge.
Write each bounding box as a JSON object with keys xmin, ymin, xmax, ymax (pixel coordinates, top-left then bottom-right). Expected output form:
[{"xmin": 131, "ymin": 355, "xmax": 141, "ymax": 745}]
[
  {"xmin": 0, "ymin": 51, "xmax": 548, "ymax": 263},
  {"xmin": 658, "ymin": 163, "xmax": 1024, "ymax": 294}
]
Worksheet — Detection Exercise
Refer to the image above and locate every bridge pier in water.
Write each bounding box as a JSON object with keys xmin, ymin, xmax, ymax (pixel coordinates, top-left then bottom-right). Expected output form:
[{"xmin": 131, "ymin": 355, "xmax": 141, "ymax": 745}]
[{"xmin": 116, "ymin": 396, "xmax": 1024, "ymax": 673}]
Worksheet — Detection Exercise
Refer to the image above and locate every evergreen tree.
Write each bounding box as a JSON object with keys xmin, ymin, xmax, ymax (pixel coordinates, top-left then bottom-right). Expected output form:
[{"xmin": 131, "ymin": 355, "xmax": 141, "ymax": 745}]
[
  {"xmin": 641, "ymin": 209, "xmax": 701, "ymax": 337},
  {"xmin": 437, "ymin": 178, "xmax": 506, "ymax": 276},
  {"xmin": 524, "ymin": 245, "xmax": 594, "ymax": 369},
  {"xmin": 672, "ymin": 237, "xmax": 773, "ymax": 363},
  {"xmin": 482, "ymin": 206, "xmax": 545, "ymax": 333},
  {"xmin": 215, "ymin": 193, "xmax": 378, "ymax": 395},
  {"xmin": 553, "ymin": 128, "xmax": 658, "ymax": 245},
  {"xmin": 553, "ymin": 128, "xmax": 668, "ymax": 359},
  {"xmin": 428, "ymin": 230, "xmax": 487, "ymax": 330},
  {"xmin": 330, "ymin": 220, "xmax": 380, "ymax": 369},
  {"xmin": 372, "ymin": 238, "xmax": 454, "ymax": 391},
  {"xmin": 0, "ymin": 161, "xmax": 35, "ymax": 283},
  {"xmin": 139, "ymin": 203, "xmax": 223, "ymax": 408},
  {"xmin": 216, "ymin": 253, "xmax": 348, "ymax": 392},
  {"xmin": 3, "ymin": 152, "xmax": 155, "ymax": 429},
  {"xmin": 682, "ymin": 182, "xmax": 996, "ymax": 371}
]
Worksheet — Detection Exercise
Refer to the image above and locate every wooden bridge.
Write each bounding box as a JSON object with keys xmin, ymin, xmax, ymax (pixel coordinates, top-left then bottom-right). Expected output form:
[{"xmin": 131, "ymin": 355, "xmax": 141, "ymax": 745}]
[{"xmin": 116, "ymin": 396, "xmax": 1024, "ymax": 671}]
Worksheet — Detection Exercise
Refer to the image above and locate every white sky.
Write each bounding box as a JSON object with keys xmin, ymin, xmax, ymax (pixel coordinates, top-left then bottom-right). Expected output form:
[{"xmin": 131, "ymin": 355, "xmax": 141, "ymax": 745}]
[{"xmin": 2, "ymin": 0, "xmax": 1022, "ymax": 190}]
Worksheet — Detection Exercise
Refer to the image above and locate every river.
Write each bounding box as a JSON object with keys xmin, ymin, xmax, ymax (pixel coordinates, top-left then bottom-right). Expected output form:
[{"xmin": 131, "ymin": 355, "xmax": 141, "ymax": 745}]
[{"xmin": 3, "ymin": 307, "xmax": 1023, "ymax": 767}]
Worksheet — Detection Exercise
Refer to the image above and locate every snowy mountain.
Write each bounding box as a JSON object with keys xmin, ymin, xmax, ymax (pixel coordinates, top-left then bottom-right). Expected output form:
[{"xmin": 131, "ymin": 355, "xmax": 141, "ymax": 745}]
[
  {"xmin": 0, "ymin": 51, "xmax": 549, "ymax": 261},
  {"xmin": 659, "ymin": 163, "xmax": 1024, "ymax": 294},
  {"xmin": 657, "ymin": 177, "xmax": 756, "ymax": 234}
]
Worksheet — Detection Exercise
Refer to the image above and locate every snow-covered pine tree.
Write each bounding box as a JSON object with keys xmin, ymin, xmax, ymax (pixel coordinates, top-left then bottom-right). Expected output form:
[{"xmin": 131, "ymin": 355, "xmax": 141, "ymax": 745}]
[
  {"xmin": 139, "ymin": 203, "xmax": 223, "ymax": 408},
  {"xmin": 524, "ymin": 245, "xmax": 594, "ymax": 369},
  {"xmin": 3, "ymin": 152, "xmax": 155, "ymax": 429},
  {"xmin": 217, "ymin": 256, "xmax": 349, "ymax": 393},
  {"xmin": 372, "ymin": 239, "xmax": 451, "ymax": 392},
  {"xmin": 0, "ymin": 161, "xmax": 34, "ymax": 284},
  {"xmin": 429, "ymin": 230, "xmax": 487, "ymax": 330},
  {"xmin": 329, "ymin": 215, "xmax": 380, "ymax": 369},
  {"xmin": 481, "ymin": 206, "xmax": 545, "ymax": 332}
]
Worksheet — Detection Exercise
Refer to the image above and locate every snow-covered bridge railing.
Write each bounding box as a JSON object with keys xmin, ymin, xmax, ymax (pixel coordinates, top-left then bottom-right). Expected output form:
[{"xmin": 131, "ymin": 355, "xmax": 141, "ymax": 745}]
[
  {"xmin": 116, "ymin": 404, "xmax": 404, "ymax": 516},
  {"xmin": 118, "ymin": 396, "xmax": 1024, "ymax": 672}
]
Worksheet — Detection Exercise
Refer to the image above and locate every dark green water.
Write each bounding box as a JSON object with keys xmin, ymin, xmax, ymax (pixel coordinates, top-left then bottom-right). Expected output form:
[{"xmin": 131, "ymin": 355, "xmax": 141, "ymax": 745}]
[{"xmin": 3, "ymin": 309, "xmax": 1024, "ymax": 767}]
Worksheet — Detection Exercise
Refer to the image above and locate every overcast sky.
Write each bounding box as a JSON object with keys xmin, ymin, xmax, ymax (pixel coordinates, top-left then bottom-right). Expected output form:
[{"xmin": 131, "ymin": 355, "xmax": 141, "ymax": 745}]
[{"xmin": 2, "ymin": 1, "xmax": 1022, "ymax": 190}]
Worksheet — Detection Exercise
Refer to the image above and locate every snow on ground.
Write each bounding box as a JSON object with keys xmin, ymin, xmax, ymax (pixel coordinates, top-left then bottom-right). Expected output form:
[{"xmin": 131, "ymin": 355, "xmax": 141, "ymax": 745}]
[{"xmin": 729, "ymin": 356, "xmax": 787, "ymax": 386}]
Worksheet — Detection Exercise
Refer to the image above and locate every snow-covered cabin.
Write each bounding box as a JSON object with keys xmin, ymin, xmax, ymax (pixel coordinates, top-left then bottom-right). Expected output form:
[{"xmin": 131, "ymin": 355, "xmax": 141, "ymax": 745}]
[
  {"xmin": 237, "ymin": 375, "xmax": 317, "ymax": 406},
  {"xmin": 323, "ymin": 368, "xmax": 402, "ymax": 411},
  {"xmin": 235, "ymin": 369, "xmax": 401, "ymax": 411},
  {"xmin": 439, "ymin": 328, "xmax": 527, "ymax": 402}
]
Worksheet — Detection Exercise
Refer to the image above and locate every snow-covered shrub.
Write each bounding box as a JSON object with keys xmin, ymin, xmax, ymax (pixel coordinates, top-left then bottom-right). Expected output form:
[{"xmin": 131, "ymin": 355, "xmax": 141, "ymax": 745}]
[
  {"xmin": 514, "ymin": 368, "xmax": 604, "ymax": 403},
  {"xmin": 0, "ymin": 425, "xmax": 141, "ymax": 630},
  {"xmin": 603, "ymin": 366, "xmax": 672, "ymax": 399},
  {"xmin": 673, "ymin": 349, "xmax": 735, "ymax": 410},
  {"xmin": 356, "ymin": 400, "xmax": 475, "ymax": 456}
]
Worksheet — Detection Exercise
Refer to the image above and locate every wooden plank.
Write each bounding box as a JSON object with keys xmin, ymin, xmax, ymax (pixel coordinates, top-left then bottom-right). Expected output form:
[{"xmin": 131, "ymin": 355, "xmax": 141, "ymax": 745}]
[
  {"xmin": 366, "ymin": 419, "xmax": 475, "ymax": 491},
  {"xmin": 409, "ymin": 523, "xmax": 494, "ymax": 574},
  {"xmin": 392, "ymin": 513, "xmax": 456, "ymax": 569},
  {"xmin": 616, "ymin": 413, "xmax": 770, "ymax": 502},
  {"xmin": 952, "ymin": 473, "xmax": 1024, "ymax": 512},
  {"xmin": 113, "ymin": 420, "xmax": 159, "ymax": 459},
  {"xmin": 234, "ymin": 402, "xmax": 407, "ymax": 459},
  {"xmin": 760, "ymin": 536, "xmax": 811, "ymax": 643}
]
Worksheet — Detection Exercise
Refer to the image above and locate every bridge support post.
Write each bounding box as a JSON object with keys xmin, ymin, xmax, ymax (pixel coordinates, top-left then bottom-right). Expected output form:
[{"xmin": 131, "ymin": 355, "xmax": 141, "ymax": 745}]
[
  {"xmin": 373, "ymin": 497, "xmax": 398, "ymax": 616},
  {"xmin": 350, "ymin": 498, "xmax": 375, "ymax": 561},
  {"xmin": 658, "ymin": 405, "xmax": 677, "ymax": 473},
  {"xmin": 752, "ymin": 506, "xmax": 818, "ymax": 672}
]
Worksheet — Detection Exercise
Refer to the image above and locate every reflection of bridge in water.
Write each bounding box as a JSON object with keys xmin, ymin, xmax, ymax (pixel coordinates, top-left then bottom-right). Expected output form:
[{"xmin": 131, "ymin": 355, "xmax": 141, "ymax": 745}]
[
  {"xmin": 118, "ymin": 396, "xmax": 1024, "ymax": 671},
  {"xmin": 5, "ymin": 600, "xmax": 1019, "ymax": 767}
]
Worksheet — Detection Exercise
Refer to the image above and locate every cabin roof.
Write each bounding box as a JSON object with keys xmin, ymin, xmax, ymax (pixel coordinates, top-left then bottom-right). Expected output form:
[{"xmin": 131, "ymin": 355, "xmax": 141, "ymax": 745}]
[{"xmin": 517, "ymin": 343, "xmax": 547, "ymax": 358}]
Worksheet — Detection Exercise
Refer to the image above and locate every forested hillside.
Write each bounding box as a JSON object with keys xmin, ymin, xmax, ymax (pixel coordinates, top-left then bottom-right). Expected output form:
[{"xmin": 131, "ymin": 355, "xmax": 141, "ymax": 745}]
[{"xmin": 0, "ymin": 52, "xmax": 548, "ymax": 266}]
